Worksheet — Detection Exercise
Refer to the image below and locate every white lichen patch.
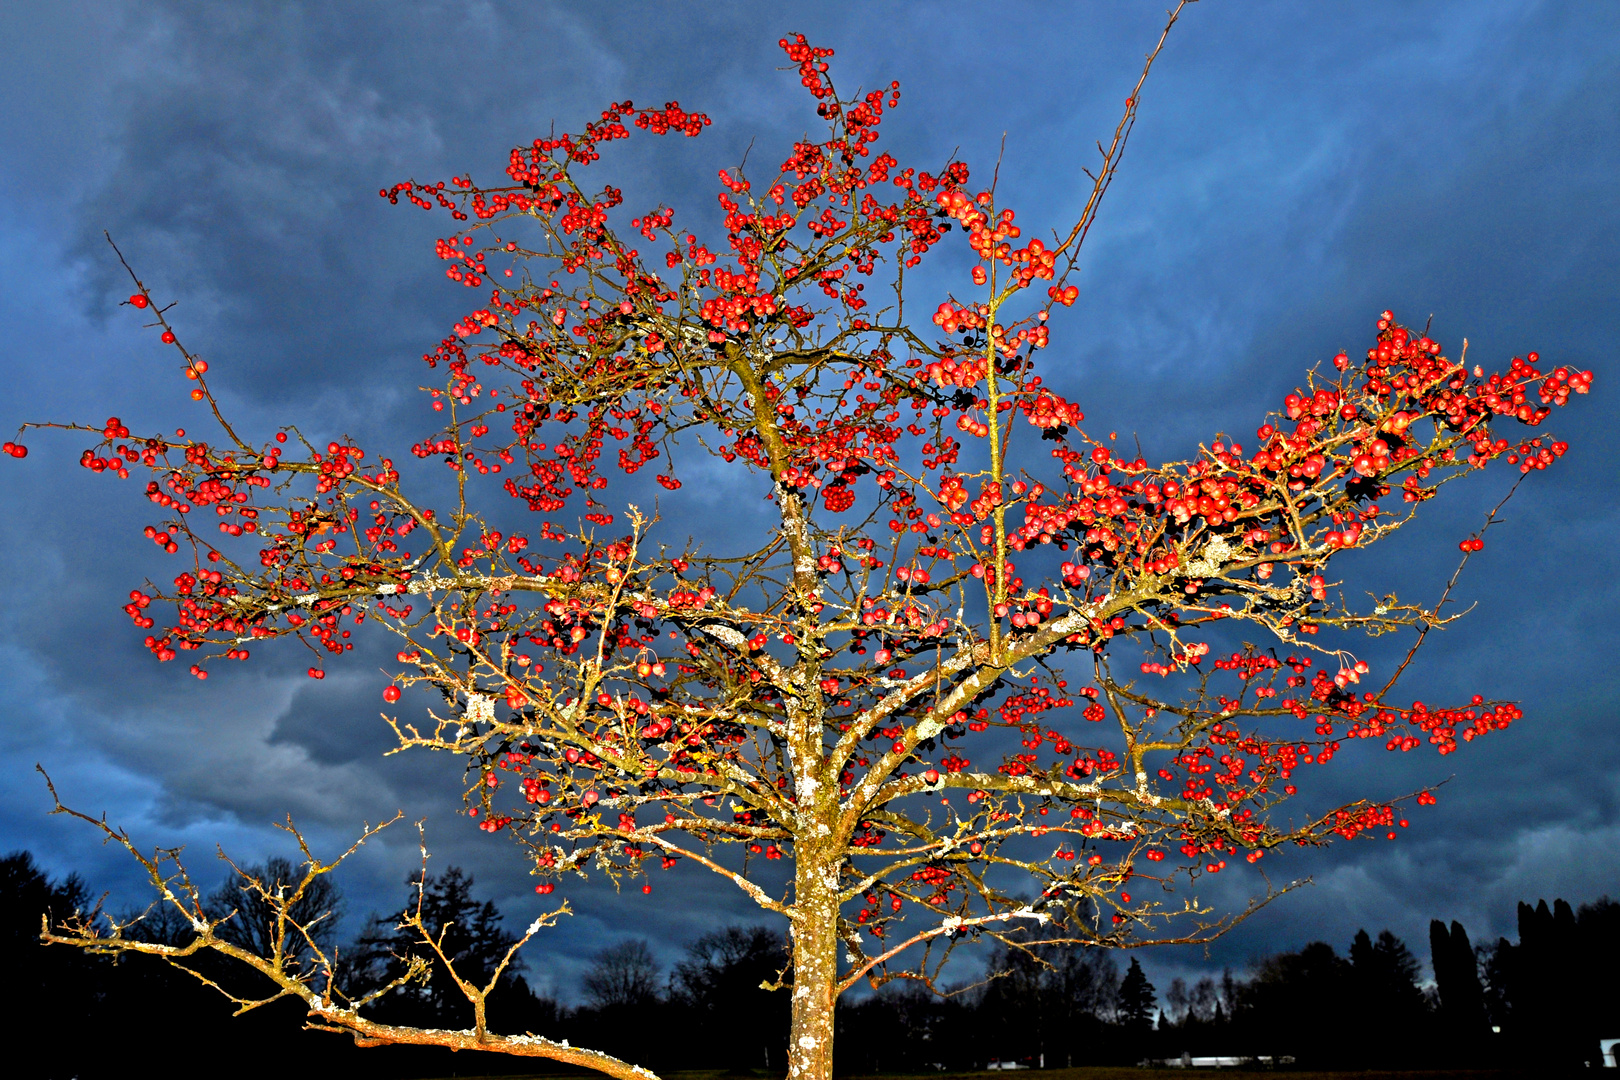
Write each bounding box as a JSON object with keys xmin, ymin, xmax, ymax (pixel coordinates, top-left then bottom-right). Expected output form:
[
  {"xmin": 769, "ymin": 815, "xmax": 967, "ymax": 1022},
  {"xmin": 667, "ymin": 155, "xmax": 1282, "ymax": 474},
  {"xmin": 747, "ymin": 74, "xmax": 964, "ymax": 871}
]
[
  {"xmin": 707, "ymin": 626, "xmax": 745, "ymax": 647},
  {"xmin": 465, "ymin": 693, "xmax": 495, "ymax": 727},
  {"xmin": 1183, "ymin": 536, "xmax": 1234, "ymax": 578}
]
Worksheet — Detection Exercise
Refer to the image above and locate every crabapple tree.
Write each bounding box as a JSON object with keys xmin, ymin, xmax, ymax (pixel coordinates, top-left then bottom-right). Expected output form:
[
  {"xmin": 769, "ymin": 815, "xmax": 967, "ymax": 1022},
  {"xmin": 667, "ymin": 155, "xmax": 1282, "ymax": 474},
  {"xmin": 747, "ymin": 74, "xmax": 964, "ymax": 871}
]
[{"xmin": 25, "ymin": 5, "xmax": 1591, "ymax": 1079}]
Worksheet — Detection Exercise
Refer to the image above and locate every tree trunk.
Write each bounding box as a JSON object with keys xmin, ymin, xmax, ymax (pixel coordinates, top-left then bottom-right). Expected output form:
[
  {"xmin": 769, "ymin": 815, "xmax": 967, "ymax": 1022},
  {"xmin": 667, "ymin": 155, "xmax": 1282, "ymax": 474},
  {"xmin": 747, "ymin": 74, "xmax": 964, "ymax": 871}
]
[{"xmin": 788, "ymin": 852, "xmax": 839, "ymax": 1080}]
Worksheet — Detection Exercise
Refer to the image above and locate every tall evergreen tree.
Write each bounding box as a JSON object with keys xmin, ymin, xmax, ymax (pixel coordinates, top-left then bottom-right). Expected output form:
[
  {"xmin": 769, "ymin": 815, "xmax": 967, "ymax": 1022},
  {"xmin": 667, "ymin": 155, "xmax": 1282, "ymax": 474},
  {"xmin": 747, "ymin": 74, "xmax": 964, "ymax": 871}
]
[
  {"xmin": 1514, "ymin": 901, "xmax": 1547, "ymax": 1043},
  {"xmin": 1447, "ymin": 921, "xmax": 1487, "ymax": 1032},
  {"xmin": 349, "ymin": 866, "xmax": 531, "ymax": 1031},
  {"xmin": 1350, "ymin": 928, "xmax": 1375, "ymax": 972},
  {"xmin": 1, "ymin": 852, "xmax": 100, "ymax": 1077},
  {"xmin": 1515, "ymin": 899, "xmax": 1583, "ymax": 1065},
  {"xmin": 1428, "ymin": 919, "xmax": 1454, "ymax": 1016},
  {"xmin": 1350, "ymin": 928, "xmax": 1424, "ymax": 1002},
  {"xmin": 1430, "ymin": 917, "xmax": 1487, "ymax": 1060},
  {"xmin": 1348, "ymin": 928, "xmax": 1428, "ymax": 1065},
  {"xmin": 1117, "ymin": 957, "xmax": 1158, "ymax": 1033},
  {"xmin": 1545, "ymin": 899, "xmax": 1586, "ymax": 1065},
  {"xmin": 1479, "ymin": 935, "xmax": 1516, "ymax": 1032},
  {"xmin": 1575, "ymin": 898, "xmax": 1620, "ymax": 1064},
  {"xmin": 1441, "ymin": 898, "xmax": 1618, "ymax": 1068}
]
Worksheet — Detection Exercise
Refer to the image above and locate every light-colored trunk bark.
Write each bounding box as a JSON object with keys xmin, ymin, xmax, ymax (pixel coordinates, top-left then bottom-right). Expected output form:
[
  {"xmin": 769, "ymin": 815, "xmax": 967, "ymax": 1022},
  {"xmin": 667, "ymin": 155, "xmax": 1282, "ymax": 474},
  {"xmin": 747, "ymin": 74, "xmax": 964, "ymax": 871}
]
[{"xmin": 787, "ymin": 853, "xmax": 839, "ymax": 1080}]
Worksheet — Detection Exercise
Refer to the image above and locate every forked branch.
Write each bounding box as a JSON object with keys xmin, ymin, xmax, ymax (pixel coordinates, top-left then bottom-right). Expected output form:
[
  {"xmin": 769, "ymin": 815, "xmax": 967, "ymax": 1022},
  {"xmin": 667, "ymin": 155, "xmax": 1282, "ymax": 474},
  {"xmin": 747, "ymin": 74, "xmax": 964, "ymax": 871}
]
[{"xmin": 35, "ymin": 768, "xmax": 659, "ymax": 1080}]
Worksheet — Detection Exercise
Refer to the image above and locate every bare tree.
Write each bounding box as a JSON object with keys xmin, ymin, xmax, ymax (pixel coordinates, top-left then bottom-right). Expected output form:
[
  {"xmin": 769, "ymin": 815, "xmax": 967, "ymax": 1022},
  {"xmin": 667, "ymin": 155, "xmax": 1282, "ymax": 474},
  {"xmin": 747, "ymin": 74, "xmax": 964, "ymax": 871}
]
[
  {"xmin": 582, "ymin": 940, "xmax": 661, "ymax": 1010},
  {"xmin": 671, "ymin": 926, "xmax": 788, "ymax": 1069},
  {"xmin": 204, "ymin": 856, "xmax": 342, "ymax": 974},
  {"xmin": 346, "ymin": 864, "xmax": 527, "ymax": 1030},
  {"xmin": 37, "ymin": 782, "xmax": 648, "ymax": 1079}
]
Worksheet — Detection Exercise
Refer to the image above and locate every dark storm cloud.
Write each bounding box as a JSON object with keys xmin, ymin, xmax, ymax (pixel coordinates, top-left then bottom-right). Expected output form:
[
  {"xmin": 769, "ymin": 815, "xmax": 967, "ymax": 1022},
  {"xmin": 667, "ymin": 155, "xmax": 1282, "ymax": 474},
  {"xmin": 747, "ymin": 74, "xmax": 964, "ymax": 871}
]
[
  {"xmin": 270, "ymin": 674, "xmax": 424, "ymax": 767},
  {"xmin": 2, "ymin": 0, "xmax": 1617, "ymax": 1001}
]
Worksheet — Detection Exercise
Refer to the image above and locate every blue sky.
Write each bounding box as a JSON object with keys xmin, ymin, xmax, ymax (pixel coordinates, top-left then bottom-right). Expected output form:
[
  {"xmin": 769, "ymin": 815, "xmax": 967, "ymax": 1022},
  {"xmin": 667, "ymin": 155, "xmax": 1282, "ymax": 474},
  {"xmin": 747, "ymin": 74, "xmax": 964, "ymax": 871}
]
[{"xmin": 1, "ymin": 0, "xmax": 1616, "ymax": 1002}]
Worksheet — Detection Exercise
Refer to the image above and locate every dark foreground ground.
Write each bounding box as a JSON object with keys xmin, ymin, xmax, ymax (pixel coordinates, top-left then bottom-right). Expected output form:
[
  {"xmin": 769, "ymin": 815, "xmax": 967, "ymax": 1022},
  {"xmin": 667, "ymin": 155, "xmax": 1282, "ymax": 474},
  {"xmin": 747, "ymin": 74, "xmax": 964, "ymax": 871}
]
[{"xmin": 416, "ymin": 1070, "xmax": 1601, "ymax": 1080}]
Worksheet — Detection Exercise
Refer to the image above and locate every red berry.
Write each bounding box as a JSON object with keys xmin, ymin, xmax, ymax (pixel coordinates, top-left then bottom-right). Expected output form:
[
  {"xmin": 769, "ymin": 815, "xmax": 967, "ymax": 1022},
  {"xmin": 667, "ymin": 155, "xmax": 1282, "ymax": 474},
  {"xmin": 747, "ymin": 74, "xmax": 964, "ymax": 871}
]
[
  {"xmin": 129, "ymin": 294, "xmax": 148, "ymax": 308},
  {"xmin": 383, "ymin": 686, "xmax": 401, "ymax": 703}
]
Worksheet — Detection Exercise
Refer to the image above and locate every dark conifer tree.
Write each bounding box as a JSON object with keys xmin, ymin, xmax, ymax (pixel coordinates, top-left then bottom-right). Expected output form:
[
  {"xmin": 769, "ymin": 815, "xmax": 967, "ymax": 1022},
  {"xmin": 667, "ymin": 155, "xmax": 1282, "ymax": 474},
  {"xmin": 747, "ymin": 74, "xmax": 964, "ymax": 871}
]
[
  {"xmin": 1430, "ymin": 918, "xmax": 1488, "ymax": 1062},
  {"xmin": 1515, "ymin": 899, "xmax": 1586, "ymax": 1065},
  {"xmin": 1447, "ymin": 921, "xmax": 1488, "ymax": 1032},
  {"xmin": 1, "ymin": 852, "xmax": 100, "ymax": 1077},
  {"xmin": 1428, "ymin": 919, "xmax": 1455, "ymax": 1017},
  {"xmin": 1575, "ymin": 898, "xmax": 1620, "ymax": 1065},
  {"xmin": 1348, "ymin": 928, "xmax": 1428, "ymax": 1065},
  {"xmin": 1479, "ymin": 934, "xmax": 1516, "ymax": 1033},
  {"xmin": 349, "ymin": 866, "xmax": 533, "ymax": 1031},
  {"xmin": 1117, "ymin": 955, "xmax": 1158, "ymax": 1050}
]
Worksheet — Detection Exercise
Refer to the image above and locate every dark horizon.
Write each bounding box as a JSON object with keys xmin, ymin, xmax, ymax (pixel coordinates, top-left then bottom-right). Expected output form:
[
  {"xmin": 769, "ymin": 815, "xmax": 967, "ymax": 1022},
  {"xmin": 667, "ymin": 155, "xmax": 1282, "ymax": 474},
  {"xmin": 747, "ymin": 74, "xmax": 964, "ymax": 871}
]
[
  {"xmin": 1, "ymin": 0, "xmax": 1617, "ymax": 1005},
  {"xmin": 9, "ymin": 847, "xmax": 1615, "ymax": 1074}
]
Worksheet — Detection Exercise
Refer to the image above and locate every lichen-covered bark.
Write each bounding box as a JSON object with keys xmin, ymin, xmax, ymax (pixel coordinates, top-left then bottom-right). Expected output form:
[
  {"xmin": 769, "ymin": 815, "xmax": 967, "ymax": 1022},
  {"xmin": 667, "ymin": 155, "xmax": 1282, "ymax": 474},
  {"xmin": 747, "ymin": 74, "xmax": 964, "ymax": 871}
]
[{"xmin": 787, "ymin": 850, "xmax": 839, "ymax": 1080}]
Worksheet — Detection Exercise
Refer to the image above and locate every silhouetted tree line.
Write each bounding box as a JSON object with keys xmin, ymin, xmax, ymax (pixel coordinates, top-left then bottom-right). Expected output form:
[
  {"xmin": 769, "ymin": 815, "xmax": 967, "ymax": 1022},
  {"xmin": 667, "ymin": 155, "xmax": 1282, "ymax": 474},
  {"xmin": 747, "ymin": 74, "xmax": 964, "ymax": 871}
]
[
  {"xmin": 7, "ymin": 848, "xmax": 1617, "ymax": 1077},
  {"xmin": 836, "ymin": 899, "xmax": 1618, "ymax": 1071},
  {"xmin": 1137, "ymin": 902, "xmax": 1618, "ymax": 1070},
  {"xmin": 1473, "ymin": 897, "xmax": 1620, "ymax": 1068},
  {"xmin": 4, "ymin": 850, "xmax": 785, "ymax": 1079}
]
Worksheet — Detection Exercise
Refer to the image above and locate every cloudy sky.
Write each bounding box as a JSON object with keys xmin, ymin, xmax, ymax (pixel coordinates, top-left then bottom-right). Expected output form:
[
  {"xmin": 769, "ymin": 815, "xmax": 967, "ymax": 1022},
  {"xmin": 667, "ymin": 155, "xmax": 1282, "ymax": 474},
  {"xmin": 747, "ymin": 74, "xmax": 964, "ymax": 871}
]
[{"xmin": 1, "ymin": 0, "xmax": 1616, "ymax": 1004}]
